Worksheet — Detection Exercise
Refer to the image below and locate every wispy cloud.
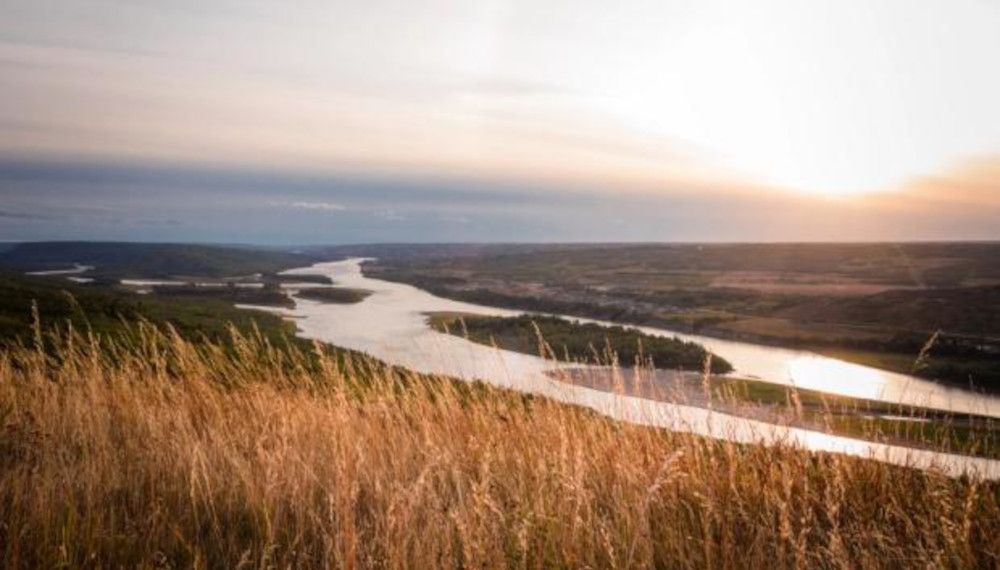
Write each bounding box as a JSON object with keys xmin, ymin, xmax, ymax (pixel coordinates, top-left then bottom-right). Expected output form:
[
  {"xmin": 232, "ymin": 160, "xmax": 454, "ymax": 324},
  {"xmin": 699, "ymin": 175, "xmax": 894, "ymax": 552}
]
[
  {"xmin": 374, "ymin": 209, "xmax": 405, "ymax": 221},
  {"xmin": 0, "ymin": 208, "xmax": 55, "ymax": 220},
  {"xmin": 269, "ymin": 200, "xmax": 346, "ymax": 212},
  {"xmin": 290, "ymin": 201, "xmax": 346, "ymax": 212},
  {"xmin": 2, "ymin": 158, "xmax": 999, "ymax": 243}
]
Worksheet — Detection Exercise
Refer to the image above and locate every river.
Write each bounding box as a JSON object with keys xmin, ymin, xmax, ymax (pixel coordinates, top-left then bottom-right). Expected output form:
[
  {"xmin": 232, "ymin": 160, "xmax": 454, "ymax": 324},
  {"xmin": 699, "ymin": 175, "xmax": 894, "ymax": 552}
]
[{"xmin": 249, "ymin": 258, "xmax": 1000, "ymax": 479}]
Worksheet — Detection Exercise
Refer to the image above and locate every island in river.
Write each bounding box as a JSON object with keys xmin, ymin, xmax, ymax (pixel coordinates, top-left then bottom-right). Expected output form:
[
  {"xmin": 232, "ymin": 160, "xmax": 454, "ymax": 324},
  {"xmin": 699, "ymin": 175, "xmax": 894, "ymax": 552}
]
[{"xmin": 427, "ymin": 312, "xmax": 733, "ymax": 373}]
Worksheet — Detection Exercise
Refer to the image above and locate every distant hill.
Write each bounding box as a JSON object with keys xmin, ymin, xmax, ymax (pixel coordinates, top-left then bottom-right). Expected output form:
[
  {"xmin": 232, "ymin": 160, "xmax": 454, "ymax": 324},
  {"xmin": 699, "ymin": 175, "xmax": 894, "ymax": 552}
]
[
  {"xmin": 0, "ymin": 269, "xmax": 298, "ymax": 347},
  {"xmin": 0, "ymin": 241, "xmax": 317, "ymax": 279}
]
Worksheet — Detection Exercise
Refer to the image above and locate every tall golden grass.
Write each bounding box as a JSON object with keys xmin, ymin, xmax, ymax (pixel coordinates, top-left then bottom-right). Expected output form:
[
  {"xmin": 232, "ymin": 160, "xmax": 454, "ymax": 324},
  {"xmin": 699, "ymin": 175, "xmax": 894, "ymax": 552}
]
[{"xmin": 1, "ymin": 322, "xmax": 998, "ymax": 569}]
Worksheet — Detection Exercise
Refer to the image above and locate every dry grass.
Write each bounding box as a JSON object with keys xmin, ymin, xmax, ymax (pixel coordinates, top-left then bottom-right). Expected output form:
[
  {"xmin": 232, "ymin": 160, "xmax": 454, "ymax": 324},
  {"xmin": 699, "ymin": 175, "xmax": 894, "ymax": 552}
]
[{"xmin": 1, "ymin": 323, "xmax": 999, "ymax": 569}]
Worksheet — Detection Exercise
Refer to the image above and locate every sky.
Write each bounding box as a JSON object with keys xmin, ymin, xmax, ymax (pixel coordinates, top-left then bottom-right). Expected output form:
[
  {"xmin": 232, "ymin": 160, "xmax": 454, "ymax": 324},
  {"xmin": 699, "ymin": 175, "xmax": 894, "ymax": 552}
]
[{"xmin": 1, "ymin": 0, "xmax": 999, "ymax": 243}]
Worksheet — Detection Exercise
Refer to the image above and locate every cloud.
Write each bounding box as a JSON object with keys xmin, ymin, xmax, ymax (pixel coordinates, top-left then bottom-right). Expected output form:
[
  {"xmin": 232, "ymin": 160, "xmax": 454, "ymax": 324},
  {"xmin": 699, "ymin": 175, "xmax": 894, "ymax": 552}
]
[
  {"xmin": 892, "ymin": 157, "xmax": 1000, "ymax": 208},
  {"xmin": 0, "ymin": 208, "xmax": 54, "ymax": 220},
  {"xmin": 289, "ymin": 200, "xmax": 346, "ymax": 211},
  {"xmin": 373, "ymin": 209, "xmax": 405, "ymax": 221},
  {"xmin": 269, "ymin": 200, "xmax": 346, "ymax": 212},
  {"xmin": 2, "ymin": 159, "xmax": 998, "ymax": 243}
]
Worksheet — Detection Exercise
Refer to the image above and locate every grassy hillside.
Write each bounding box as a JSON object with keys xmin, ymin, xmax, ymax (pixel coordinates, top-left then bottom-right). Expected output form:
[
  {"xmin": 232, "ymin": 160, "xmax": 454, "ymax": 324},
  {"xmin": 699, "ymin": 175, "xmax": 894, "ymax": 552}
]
[
  {"xmin": 1, "ymin": 324, "xmax": 998, "ymax": 568},
  {"xmin": 0, "ymin": 241, "xmax": 314, "ymax": 278},
  {"xmin": 428, "ymin": 313, "xmax": 733, "ymax": 373},
  {"xmin": 0, "ymin": 270, "xmax": 296, "ymax": 348}
]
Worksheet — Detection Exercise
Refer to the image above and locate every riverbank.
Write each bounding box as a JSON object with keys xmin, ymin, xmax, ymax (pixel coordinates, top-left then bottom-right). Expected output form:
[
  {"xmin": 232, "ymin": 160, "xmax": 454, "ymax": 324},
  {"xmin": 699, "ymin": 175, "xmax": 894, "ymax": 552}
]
[
  {"xmin": 422, "ymin": 312, "xmax": 998, "ymax": 457},
  {"xmin": 551, "ymin": 368, "xmax": 1000, "ymax": 459},
  {"xmin": 371, "ymin": 272, "xmax": 1000, "ymax": 393}
]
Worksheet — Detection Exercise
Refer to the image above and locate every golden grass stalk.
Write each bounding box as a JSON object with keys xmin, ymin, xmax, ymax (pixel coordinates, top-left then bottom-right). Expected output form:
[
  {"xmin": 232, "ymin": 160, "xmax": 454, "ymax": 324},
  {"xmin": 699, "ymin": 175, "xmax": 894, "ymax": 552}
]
[{"xmin": 1, "ymin": 322, "xmax": 998, "ymax": 569}]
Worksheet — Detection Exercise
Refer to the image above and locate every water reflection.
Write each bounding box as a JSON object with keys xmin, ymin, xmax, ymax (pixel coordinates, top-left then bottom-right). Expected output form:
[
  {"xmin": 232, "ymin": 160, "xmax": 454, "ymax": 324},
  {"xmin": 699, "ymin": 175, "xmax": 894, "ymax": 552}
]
[
  {"xmin": 603, "ymin": 321, "xmax": 998, "ymax": 418},
  {"xmin": 786, "ymin": 355, "xmax": 887, "ymax": 401},
  {"xmin": 244, "ymin": 258, "xmax": 1000, "ymax": 479}
]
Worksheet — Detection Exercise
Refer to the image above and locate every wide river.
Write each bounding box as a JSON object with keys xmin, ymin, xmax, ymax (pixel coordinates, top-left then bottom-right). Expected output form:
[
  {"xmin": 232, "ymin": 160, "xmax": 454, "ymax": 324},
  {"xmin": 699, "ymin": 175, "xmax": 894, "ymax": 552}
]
[{"xmin": 253, "ymin": 258, "xmax": 1000, "ymax": 479}]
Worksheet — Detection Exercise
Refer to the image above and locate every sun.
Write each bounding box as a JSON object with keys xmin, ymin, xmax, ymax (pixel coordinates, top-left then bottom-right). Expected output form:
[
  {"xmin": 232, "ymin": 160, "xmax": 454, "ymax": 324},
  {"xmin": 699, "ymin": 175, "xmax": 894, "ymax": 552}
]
[{"xmin": 766, "ymin": 170, "xmax": 893, "ymax": 199}]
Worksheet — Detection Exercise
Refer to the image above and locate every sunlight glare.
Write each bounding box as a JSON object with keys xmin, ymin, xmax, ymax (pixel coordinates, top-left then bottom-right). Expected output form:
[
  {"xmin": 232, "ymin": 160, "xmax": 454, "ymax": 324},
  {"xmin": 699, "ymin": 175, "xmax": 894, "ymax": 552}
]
[
  {"xmin": 786, "ymin": 356, "xmax": 886, "ymax": 401},
  {"xmin": 593, "ymin": 1, "xmax": 1000, "ymax": 197}
]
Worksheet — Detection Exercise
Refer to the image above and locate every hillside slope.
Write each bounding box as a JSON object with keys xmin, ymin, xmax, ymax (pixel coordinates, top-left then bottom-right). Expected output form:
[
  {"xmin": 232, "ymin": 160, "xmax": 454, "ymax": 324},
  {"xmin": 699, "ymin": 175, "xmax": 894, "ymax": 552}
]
[
  {"xmin": 1, "ymin": 325, "xmax": 998, "ymax": 568},
  {"xmin": 0, "ymin": 241, "xmax": 313, "ymax": 278}
]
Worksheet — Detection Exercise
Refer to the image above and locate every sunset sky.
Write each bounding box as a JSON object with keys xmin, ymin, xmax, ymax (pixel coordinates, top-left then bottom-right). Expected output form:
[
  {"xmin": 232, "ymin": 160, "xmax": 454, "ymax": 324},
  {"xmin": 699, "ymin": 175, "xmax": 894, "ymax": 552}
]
[{"xmin": 2, "ymin": 0, "xmax": 999, "ymax": 243}]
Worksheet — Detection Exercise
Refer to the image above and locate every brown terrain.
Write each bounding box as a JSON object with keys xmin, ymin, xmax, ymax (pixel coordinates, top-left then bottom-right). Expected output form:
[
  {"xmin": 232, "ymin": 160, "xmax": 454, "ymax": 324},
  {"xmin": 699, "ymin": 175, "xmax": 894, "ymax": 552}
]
[{"xmin": 318, "ymin": 242, "xmax": 1000, "ymax": 390}]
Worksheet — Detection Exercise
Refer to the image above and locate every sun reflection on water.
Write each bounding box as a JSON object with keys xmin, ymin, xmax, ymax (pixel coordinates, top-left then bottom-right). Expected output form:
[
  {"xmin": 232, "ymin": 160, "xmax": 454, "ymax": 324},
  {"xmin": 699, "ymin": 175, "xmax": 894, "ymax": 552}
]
[{"xmin": 785, "ymin": 356, "xmax": 888, "ymax": 401}]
